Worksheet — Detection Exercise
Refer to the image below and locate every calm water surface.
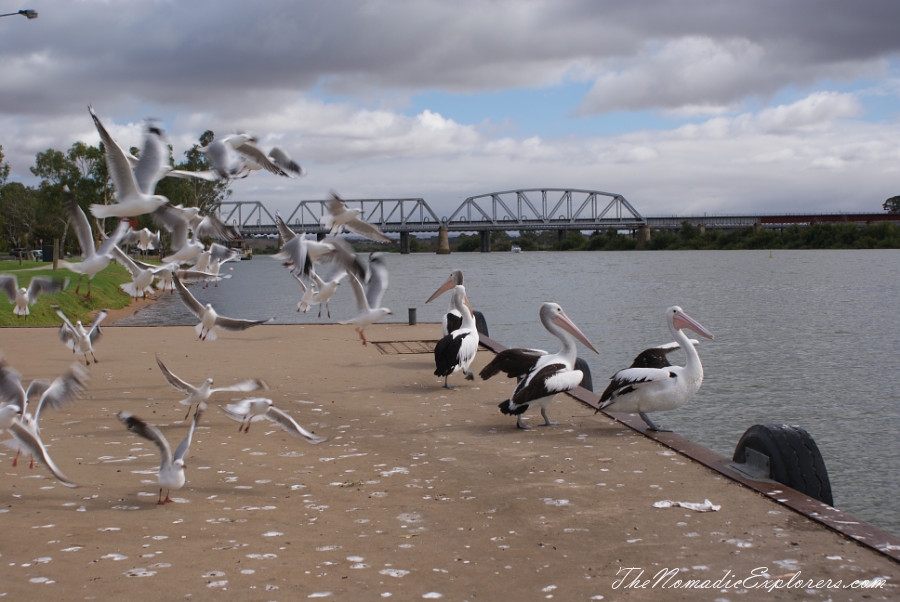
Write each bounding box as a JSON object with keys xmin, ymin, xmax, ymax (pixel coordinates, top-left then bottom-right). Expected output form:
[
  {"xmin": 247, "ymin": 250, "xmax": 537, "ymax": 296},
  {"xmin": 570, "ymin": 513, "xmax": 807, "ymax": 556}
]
[{"xmin": 117, "ymin": 249, "xmax": 900, "ymax": 535}]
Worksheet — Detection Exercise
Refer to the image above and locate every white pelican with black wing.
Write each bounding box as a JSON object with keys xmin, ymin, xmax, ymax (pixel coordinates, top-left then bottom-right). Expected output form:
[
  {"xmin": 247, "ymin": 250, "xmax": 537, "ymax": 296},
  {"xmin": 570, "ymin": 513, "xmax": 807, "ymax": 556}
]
[
  {"xmin": 433, "ymin": 284, "xmax": 478, "ymax": 388},
  {"xmin": 492, "ymin": 302, "xmax": 599, "ymax": 429},
  {"xmin": 425, "ymin": 269, "xmax": 465, "ymax": 336},
  {"xmin": 597, "ymin": 306, "xmax": 713, "ymax": 431}
]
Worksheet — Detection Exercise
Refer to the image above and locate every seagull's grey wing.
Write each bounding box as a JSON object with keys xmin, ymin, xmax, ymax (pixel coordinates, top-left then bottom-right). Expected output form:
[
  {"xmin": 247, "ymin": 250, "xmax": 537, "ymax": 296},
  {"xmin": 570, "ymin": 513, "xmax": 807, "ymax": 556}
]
[
  {"xmin": 232, "ymin": 139, "xmax": 288, "ymax": 176},
  {"xmin": 63, "ymin": 186, "xmax": 96, "ymax": 258},
  {"xmin": 151, "ymin": 203, "xmax": 191, "ymax": 249},
  {"xmin": 329, "ymin": 237, "xmax": 366, "ymax": 281},
  {"xmin": 212, "ymin": 315, "xmax": 271, "ymax": 332},
  {"xmin": 173, "ymin": 408, "xmax": 202, "ymax": 462},
  {"xmin": 53, "ymin": 306, "xmax": 76, "ymax": 333},
  {"xmin": 172, "ymin": 273, "xmax": 206, "ymax": 317},
  {"xmin": 344, "ymin": 218, "xmax": 391, "ymax": 244},
  {"xmin": 23, "ymin": 379, "xmax": 51, "ymax": 412},
  {"xmin": 268, "ymin": 147, "xmax": 304, "ymax": 177},
  {"xmin": 207, "ymin": 243, "xmax": 240, "ymax": 264},
  {"xmin": 274, "ymin": 212, "xmax": 296, "ymax": 242},
  {"xmin": 192, "ymin": 212, "xmax": 239, "ymax": 241},
  {"xmin": 345, "ymin": 271, "xmax": 369, "ymax": 312},
  {"xmin": 33, "ymin": 363, "xmax": 89, "ymax": 427},
  {"xmin": 212, "ymin": 378, "xmax": 268, "ymax": 395},
  {"xmin": 155, "ymin": 356, "xmax": 195, "ymax": 395},
  {"xmin": 97, "ymin": 219, "xmax": 131, "ymax": 256},
  {"xmin": 265, "ymin": 405, "xmax": 326, "ymax": 444},
  {"xmin": 133, "ymin": 122, "xmax": 168, "ymax": 194},
  {"xmin": 88, "ymin": 105, "xmax": 142, "ymax": 203},
  {"xmin": 0, "ymin": 356, "xmax": 26, "ymax": 407},
  {"xmin": 164, "ymin": 168, "xmax": 219, "ymax": 183},
  {"xmin": 8, "ymin": 420, "xmax": 77, "ymax": 487},
  {"xmin": 219, "ymin": 399, "xmax": 253, "ymax": 422},
  {"xmin": 0, "ymin": 275, "xmax": 18, "ymax": 303},
  {"xmin": 273, "ymin": 236, "xmax": 308, "ymax": 274},
  {"xmin": 365, "ymin": 254, "xmax": 389, "ymax": 309},
  {"xmin": 324, "ymin": 194, "xmax": 345, "ymax": 217},
  {"xmin": 111, "ymin": 244, "xmax": 141, "ymax": 276},
  {"xmin": 293, "ymin": 272, "xmax": 309, "ymax": 293},
  {"xmin": 117, "ymin": 411, "xmax": 173, "ymax": 468},
  {"xmin": 87, "ymin": 310, "xmax": 108, "ymax": 341},
  {"xmin": 26, "ymin": 276, "xmax": 66, "ymax": 302}
]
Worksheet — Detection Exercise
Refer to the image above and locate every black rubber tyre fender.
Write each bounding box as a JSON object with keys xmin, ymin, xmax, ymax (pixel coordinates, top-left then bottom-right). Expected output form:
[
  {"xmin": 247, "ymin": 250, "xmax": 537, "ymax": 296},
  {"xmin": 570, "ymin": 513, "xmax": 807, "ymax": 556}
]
[{"xmin": 733, "ymin": 423, "xmax": 834, "ymax": 506}]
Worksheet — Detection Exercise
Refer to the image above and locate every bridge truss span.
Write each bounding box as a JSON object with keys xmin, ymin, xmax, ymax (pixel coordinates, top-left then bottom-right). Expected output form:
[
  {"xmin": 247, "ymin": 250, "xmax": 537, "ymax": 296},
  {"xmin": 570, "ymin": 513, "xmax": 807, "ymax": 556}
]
[
  {"xmin": 217, "ymin": 198, "xmax": 441, "ymax": 234},
  {"xmin": 446, "ymin": 188, "xmax": 646, "ymax": 231}
]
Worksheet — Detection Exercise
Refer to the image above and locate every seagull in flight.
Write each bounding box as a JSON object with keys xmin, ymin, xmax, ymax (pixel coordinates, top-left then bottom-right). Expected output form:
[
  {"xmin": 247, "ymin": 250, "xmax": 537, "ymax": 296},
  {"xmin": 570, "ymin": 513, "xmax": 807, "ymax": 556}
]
[
  {"xmin": 155, "ymin": 355, "xmax": 268, "ymax": 420},
  {"xmin": 0, "ymin": 274, "xmax": 67, "ymax": 320},
  {"xmin": 87, "ymin": 106, "xmax": 170, "ymax": 218},
  {"xmin": 172, "ymin": 272, "xmax": 271, "ymax": 341},
  {"xmin": 201, "ymin": 133, "xmax": 304, "ymax": 180},
  {"xmin": 220, "ymin": 397, "xmax": 326, "ymax": 444},
  {"xmin": 321, "ymin": 193, "xmax": 391, "ymax": 243},
  {"xmin": 58, "ymin": 186, "xmax": 130, "ymax": 298},
  {"xmin": 339, "ymin": 252, "xmax": 392, "ymax": 345},
  {"xmin": 55, "ymin": 306, "xmax": 108, "ymax": 365},
  {"xmin": 117, "ymin": 409, "xmax": 203, "ymax": 504}
]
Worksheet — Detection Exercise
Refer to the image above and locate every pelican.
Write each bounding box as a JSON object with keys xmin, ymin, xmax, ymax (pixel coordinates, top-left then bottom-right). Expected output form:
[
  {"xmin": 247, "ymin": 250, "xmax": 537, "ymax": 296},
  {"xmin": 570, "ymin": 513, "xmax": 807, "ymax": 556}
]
[
  {"xmin": 58, "ymin": 186, "xmax": 130, "ymax": 298},
  {"xmin": 0, "ymin": 274, "xmax": 67, "ymax": 320},
  {"xmin": 172, "ymin": 272, "xmax": 271, "ymax": 341},
  {"xmin": 220, "ymin": 398, "xmax": 326, "ymax": 443},
  {"xmin": 117, "ymin": 409, "xmax": 203, "ymax": 504},
  {"xmin": 87, "ymin": 106, "xmax": 170, "ymax": 218},
  {"xmin": 425, "ymin": 269, "xmax": 465, "ymax": 335},
  {"xmin": 55, "ymin": 307, "xmax": 108, "ymax": 365},
  {"xmin": 598, "ymin": 306, "xmax": 714, "ymax": 431},
  {"xmin": 433, "ymin": 285, "xmax": 478, "ymax": 388},
  {"xmin": 321, "ymin": 193, "xmax": 391, "ymax": 243},
  {"xmin": 339, "ymin": 253, "xmax": 392, "ymax": 345},
  {"xmin": 155, "ymin": 355, "xmax": 268, "ymax": 420},
  {"xmin": 494, "ymin": 303, "xmax": 599, "ymax": 429}
]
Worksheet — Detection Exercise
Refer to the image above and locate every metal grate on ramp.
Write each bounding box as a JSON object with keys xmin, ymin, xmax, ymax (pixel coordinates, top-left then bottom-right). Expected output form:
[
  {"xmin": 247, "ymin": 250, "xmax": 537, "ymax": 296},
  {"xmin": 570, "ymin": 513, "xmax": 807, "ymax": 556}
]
[{"xmin": 373, "ymin": 340, "xmax": 438, "ymax": 355}]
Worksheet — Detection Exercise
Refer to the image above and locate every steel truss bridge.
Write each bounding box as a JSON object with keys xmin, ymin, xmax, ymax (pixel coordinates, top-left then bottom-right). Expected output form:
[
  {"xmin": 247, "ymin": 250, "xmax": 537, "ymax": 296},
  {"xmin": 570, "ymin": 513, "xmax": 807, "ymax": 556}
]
[{"xmin": 215, "ymin": 187, "xmax": 899, "ymax": 252}]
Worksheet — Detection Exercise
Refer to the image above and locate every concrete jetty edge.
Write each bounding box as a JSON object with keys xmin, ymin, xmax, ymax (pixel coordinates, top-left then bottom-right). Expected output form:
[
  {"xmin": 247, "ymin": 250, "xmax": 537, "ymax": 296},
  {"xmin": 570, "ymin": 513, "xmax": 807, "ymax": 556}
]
[{"xmin": 477, "ymin": 331, "xmax": 900, "ymax": 564}]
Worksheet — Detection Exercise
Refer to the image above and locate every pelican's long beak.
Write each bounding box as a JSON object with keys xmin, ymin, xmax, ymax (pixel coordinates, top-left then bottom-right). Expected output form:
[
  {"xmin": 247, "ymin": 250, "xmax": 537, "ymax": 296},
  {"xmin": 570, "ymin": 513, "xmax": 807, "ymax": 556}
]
[
  {"xmin": 425, "ymin": 275, "xmax": 457, "ymax": 304},
  {"xmin": 553, "ymin": 311, "xmax": 600, "ymax": 354},
  {"xmin": 673, "ymin": 310, "xmax": 714, "ymax": 340}
]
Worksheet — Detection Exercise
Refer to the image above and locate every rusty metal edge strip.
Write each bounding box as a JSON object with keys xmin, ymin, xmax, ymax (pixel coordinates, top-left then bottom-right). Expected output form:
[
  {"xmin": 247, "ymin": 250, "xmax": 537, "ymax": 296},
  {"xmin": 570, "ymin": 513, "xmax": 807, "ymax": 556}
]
[{"xmin": 477, "ymin": 333, "xmax": 900, "ymax": 564}]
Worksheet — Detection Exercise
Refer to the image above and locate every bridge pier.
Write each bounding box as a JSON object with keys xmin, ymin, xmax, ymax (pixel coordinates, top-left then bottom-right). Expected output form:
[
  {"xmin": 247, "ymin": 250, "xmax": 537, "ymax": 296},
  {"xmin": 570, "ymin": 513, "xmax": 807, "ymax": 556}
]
[
  {"xmin": 436, "ymin": 226, "xmax": 451, "ymax": 254},
  {"xmin": 480, "ymin": 230, "xmax": 491, "ymax": 253},
  {"xmin": 636, "ymin": 224, "xmax": 651, "ymax": 248},
  {"xmin": 399, "ymin": 231, "xmax": 410, "ymax": 254}
]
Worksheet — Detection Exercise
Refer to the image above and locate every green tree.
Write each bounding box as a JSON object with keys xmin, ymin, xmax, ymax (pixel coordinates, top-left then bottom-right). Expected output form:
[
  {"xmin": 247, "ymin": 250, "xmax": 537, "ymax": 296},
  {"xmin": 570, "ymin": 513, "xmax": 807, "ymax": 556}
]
[
  {"xmin": 0, "ymin": 145, "xmax": 10, "ymax": 187},
  {"xmin": 883, "ymin": 196, "xmax": 900, "ymax": 214},
  {"xmin": 0, "ymin": 181, "xmax": 37, "ymax": 251}
]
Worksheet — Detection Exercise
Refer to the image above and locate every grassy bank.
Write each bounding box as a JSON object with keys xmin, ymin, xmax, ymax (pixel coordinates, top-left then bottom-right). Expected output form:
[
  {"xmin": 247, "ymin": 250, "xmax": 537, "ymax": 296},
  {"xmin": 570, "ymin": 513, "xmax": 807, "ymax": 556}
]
[{"xmin": 0, "ymin": 260, "xmax": 135, "ymax": 327}]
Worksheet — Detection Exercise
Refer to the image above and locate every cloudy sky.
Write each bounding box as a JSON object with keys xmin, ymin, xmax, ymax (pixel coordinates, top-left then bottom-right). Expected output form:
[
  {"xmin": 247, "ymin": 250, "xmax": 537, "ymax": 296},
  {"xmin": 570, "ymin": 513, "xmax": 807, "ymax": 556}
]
[{"xmin": 2, "ymin": 0, "xmax": 899, "ymax": 219}]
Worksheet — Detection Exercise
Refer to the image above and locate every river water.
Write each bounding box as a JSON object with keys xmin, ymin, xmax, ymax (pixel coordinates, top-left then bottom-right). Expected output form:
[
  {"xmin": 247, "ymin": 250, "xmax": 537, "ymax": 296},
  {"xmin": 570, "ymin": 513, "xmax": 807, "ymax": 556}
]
[{"xmin": 116, "ymin": 249, "xmax": 900, "ymax": 536}]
